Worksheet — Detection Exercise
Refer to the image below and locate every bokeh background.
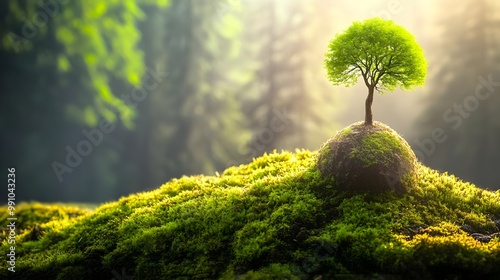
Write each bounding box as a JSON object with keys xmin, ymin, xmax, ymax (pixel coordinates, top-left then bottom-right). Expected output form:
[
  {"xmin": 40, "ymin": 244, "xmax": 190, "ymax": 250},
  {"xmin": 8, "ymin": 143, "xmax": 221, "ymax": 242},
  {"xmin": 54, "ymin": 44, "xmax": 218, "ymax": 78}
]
[{"xmin": 1, "ymin": 0, "xmax": 499, "ymax": 203}]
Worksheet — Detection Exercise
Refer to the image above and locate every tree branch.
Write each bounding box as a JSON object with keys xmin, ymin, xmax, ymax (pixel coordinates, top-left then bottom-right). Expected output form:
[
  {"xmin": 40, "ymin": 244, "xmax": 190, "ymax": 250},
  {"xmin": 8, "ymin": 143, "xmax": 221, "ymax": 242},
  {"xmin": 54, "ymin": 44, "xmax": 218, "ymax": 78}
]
[{"xmin": 344, "ymin": 66, "xmax": 358, "ymax": 75}]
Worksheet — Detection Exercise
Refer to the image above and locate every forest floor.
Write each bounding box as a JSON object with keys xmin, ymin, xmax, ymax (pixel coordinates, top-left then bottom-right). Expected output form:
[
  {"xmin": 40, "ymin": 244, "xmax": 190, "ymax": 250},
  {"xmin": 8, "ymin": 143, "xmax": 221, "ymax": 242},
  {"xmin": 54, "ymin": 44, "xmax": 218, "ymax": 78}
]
[{"xmin": 1, "ymin": 150, "xmax": 500, "ymax": 279}]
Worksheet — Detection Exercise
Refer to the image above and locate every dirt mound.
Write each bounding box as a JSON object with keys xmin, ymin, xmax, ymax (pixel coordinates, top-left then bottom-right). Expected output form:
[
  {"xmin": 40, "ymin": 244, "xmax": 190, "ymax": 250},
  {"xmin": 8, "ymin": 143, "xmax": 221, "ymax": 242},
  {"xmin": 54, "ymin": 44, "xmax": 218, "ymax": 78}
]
[{"xmin": 317, "ymin": 121, "xmax": 418, "ymax": 195}]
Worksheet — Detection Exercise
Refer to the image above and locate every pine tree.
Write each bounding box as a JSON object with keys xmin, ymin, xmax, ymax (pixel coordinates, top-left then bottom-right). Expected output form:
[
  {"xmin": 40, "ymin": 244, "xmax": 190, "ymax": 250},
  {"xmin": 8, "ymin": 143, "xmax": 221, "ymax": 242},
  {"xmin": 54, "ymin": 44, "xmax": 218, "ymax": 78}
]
[
  {"xmin": 240, "ymin": 0, "xmax": 337, "ymax": 161},
  {"xmin": 0, "ymin": 0, "xmax": 167, "ymax": 201},
  {"xmin": 415, "ymin": 0, "xmax": 500, "ymax": 189},
  {"xmin": 148, "ymin": 0, "xmax": 249, "ymax": 183}
]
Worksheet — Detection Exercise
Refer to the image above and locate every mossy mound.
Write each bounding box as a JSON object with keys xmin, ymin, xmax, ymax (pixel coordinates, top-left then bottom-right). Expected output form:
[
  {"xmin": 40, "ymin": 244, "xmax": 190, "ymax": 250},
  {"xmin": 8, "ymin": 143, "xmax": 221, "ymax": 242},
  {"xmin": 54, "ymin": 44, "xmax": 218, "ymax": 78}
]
[
  {"xmin": 1, "ymin": 150, "xmax": 500, "ymax": 279},
  {"xmin": 317, "ymin": 121, "xmax": 417, "ymax": 195},
  {"xmin": 0, "ymin": 203, "xmax": 93, "ymax": 244}
]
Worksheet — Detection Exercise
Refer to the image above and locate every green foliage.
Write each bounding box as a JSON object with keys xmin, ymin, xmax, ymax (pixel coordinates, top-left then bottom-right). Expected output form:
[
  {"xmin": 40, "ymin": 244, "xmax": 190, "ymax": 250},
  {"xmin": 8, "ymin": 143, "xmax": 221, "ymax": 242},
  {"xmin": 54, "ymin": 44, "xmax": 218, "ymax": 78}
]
[
  {"xmin": 0, "ymin": 203, "xmax": 92, "ymax": 234},
  {"xmin": 0, "ymin": 0, "xmax": 172, "ymax": 202},
  {"xmin": 1, "ymin": 150, "xmax": 500, "ymax": 279},
  {"xmin": 221, "ymin": 263, "xmax": 302, "ymax": 279},
  {"xmin": 55, "ymin": 0, "xmax": 169, "ymax": 127},
  {"xmin": 0, "ymin": 203, "xmax": 92, "ymax": 262},
  {"xmin": 324, "ymin": 17, "xmax": 427, "ymax": 93},
  {"xmin": 1, "ymin": 0, "xmax": 169, "ymax": 127}
]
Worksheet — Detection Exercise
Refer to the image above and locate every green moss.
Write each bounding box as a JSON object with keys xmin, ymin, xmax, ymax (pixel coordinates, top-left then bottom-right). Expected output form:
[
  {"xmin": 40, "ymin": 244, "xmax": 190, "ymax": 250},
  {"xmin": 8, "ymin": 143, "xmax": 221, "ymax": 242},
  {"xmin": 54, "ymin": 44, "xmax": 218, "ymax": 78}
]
[
  {"xmin": 1, "ymin": 150, "xmax": 499, "ymax": 279},
  {"xmin": 220, "ymin": 263, "xmax": 303, "ymax": 279},
  {"xmin": 339, "ymin": 127, "xmax": 352, "ymax": 138},
  {"xmin": 350, "ymin": 129, "xmax": 412, "ymax": 167},
  {"xmin": 0, "ymin": 203, "xmax": 92, "ymax": 245},
  {"xmin": 318, "ymin": 122, "xmax": 418, "ymax": 194}
]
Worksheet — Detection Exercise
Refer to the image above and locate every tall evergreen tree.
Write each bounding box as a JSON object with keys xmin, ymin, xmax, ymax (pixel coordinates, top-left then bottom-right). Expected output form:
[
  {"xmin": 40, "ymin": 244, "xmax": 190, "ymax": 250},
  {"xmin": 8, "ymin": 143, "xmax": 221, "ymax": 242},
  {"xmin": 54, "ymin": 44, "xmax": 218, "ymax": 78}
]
[
  {"xmin": 415, "ymin": 0, "xmax": 500, "ymax": 189},
  {"xmin": 239, "ymin": 0, "xmax": 338, "ymax": 161},
  {"xmin": 148, "ymin": 0, "xmax": 248, "ymax": 184},
  {"xmin": 0, "ymin": 0, "xmax": 168, "ymax": 202}
]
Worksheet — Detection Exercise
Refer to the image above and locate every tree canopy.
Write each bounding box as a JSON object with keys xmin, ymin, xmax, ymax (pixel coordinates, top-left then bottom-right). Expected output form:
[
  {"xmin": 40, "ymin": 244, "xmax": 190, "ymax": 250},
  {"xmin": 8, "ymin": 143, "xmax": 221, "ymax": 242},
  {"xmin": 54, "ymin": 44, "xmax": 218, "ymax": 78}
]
[
  {"xmin": 324, "ymin": 18, "xmax": 427, "ymax": 125},
  {"xmin": 325, "ymin": 17, "xmax": 427, "ymax": 92}
]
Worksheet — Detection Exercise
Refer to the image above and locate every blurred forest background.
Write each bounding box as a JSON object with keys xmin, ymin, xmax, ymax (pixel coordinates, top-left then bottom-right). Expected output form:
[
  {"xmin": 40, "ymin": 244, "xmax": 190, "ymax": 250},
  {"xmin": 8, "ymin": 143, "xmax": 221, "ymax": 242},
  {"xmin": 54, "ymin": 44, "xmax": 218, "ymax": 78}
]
[{"xmin": 1, "ymin": 0, "xmax": 499, "ymax": 203}]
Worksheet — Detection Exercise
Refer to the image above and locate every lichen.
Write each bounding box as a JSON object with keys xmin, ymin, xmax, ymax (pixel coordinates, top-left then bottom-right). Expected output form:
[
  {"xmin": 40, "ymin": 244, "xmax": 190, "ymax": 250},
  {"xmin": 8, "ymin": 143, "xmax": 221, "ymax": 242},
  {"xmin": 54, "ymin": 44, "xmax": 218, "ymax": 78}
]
[{"xmin": 1, "ymin": 150, "xmax": 499, "ymax": 279}]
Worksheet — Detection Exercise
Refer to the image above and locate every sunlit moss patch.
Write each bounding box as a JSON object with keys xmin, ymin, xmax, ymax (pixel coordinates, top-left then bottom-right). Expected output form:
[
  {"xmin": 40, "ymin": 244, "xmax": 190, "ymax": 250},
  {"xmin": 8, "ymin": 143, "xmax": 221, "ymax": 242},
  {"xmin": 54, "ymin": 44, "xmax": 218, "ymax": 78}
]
[{"xmin": 1, "ymin": 150, "xmax": 499, "ymax": 279}]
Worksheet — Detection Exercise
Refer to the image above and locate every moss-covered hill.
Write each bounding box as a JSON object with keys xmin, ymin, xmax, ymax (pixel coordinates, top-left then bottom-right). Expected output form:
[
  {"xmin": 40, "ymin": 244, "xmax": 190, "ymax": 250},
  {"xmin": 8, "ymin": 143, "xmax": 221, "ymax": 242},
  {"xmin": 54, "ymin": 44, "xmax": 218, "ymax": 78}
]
[{"xmin": 2, "ymin": 150, "xmax": 500, "ymax": 279}]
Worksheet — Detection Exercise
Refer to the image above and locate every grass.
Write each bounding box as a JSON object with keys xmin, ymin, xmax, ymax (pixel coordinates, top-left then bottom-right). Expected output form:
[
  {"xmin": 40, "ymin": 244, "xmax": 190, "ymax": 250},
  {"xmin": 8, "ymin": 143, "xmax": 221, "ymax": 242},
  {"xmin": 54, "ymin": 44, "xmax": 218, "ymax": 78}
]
[{"xmin": 1, "ymin": 149, "xmax": 499, "ymax": 279}]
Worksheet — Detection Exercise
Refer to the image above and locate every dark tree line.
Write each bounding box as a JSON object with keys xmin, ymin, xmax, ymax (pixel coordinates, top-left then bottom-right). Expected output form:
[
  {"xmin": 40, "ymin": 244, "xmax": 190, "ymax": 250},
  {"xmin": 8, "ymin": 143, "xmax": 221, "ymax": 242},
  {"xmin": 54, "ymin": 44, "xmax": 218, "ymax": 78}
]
[
  {"xmin": 1, "ymin": 0, "xmax": 337, "ymax": 202},
  {"xmin": 1, "ymin": 0, "xmax": 498, "ymax": 203}
]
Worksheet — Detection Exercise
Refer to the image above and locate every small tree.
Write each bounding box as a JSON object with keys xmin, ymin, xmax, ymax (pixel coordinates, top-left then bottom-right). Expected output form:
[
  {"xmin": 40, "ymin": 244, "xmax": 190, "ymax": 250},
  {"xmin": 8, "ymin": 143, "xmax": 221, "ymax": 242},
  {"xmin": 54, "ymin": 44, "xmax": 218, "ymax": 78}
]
[{"xmin": 324, "ymin": 18, "xmax": 427, "ymax": 125}]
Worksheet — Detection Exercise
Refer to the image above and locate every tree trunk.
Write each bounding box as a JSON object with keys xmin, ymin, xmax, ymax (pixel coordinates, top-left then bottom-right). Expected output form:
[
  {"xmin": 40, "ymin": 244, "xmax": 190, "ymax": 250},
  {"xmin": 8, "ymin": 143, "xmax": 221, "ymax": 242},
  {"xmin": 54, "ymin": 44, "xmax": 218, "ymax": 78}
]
[{"xmin": 365, "ymin": 86, "xmax": 374, "ymax": 125}]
